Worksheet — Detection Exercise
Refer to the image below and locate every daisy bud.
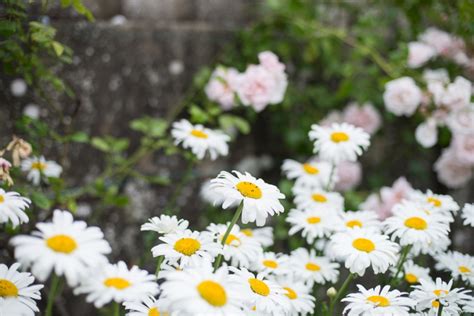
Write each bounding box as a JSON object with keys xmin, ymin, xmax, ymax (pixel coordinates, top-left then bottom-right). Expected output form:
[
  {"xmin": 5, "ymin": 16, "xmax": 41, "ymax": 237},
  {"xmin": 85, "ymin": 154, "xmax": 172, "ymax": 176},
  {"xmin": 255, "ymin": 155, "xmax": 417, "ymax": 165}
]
[{"xmin": 327, "ymin": 287, "xmax": 337, "ymax": 297}]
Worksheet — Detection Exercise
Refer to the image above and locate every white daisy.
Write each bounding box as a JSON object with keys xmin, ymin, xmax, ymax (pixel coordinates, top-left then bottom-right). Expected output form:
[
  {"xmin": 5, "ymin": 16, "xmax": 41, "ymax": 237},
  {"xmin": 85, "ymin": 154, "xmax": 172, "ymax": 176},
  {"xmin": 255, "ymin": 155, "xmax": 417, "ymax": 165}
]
[
  {"xmin": 342, "ymin": 284, "xmax": 415, "ymax": 316},
  {"xmin": 271, "ymin": 275, "xmax": 316, "ymax": 315},
  {"xmin": 409, "ymin": 190, "xmax": 460, "ymax": 217},
  {"xmin": 384, "ymin": 201, "xmax": 450, "ymax": 255},
  {"xmin": 251, "ymin": 252, "xmax": 290, "ymax": 275},
  {"xmin": 0, "ymin": 188, "xmax": 31, "ymax": 228},
  {"xmin": 240, "ymin": 227, "xmax": 274, "ymax": 248},
  {"xmin": 171, "ymin": 119, "xmax": 230, "ymax": 160},
  {"xmin": 161, "ymin": 261, "xmax": 247, "ymax": 315},
  {"xmin": 207, "ymin": 223, "xmax": 262, "ymax": 268},
  {"xmin": 292, "ymin": 187, "xmax": 344, "ymax": 212},
  {"xmin": 309, "ymin": 123, "xmax": 370, "ymax": 164},
  {"xmin": 74, "ymin": 261, "xmax": 159, "ymax": 308},
  {"xmin": 10, "ymin": 209, "xmax": 111, "ymax": 286},
  {"xmin": 410, "ymin": 278, "xmax": 472, "ymax": 315},
  {"xmin": 328, "ymin": 228, "xmax": 399, "ymax": 276},
  {"xmin": 290, "ymin": 248, "xmax": 340, "ymax": 286},
  {"xmin": 461, "ymin": 203, "xmax": 474, "ymax": 227},
  {"xmin": 286, "ymin": 208, "xmax": 337, "ymax": 243},
  {"xmin": 151, "ymin": 230, "xmax": 220, "ymax": 268},
  {"xmin": 0, "ymin": 263, "xmax": 43, "ymax": 316},
  {"xmin": 209, "ymin": 171, "xmax": 285, "ymax": 226},
  {"xmin": 337, "ymin": 210, "xmax": 381, "ymax": 232},
  {"xmin": 141, "ymin": 214, "xmax": 189, "ymax": 235},
  {"xmin": 435, "ymin": 251, "xmax": 474, "ymax": 285},
  {"xmin": 124, "ymin": 296, "xmax": 169, "ymax": 316},
  {"xmin": 229, "ymin": 267, "xmax": 289, "ymax": 314},
  {"xmin": 397, "ymin": 260, "xmax": 431, "ymax": 285},
  {"xmin": 21, "ymin": 155, "xmax": 62, "ymax": 185},
  {"xmin": 281, "ymin": 159, "xmax": 333, "ymax": 188}
]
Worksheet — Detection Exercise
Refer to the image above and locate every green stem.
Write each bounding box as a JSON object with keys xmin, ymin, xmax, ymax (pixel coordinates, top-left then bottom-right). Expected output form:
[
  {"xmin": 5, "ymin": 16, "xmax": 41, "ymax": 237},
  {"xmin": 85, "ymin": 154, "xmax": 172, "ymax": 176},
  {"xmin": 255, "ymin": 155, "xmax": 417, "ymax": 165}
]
[
  {"xmin": 328, "ymin": 273, "xmax": 355, "ymax": 316},
  {"xmin": 213, "ymin": 202, "xmax": 244, "ymax": 271},
  {"xmin": 45, "ymin": 274, "xmax": 62, "ymax": 316},
  {"xmin": 437, "ymin": 302, "xmax": 443, "ymax": 316},
  {"xmin": 325, "ymin": 164, "xmax": 336, "ymax": 191},
  {"xmin": 155, "ymin": 255, "xmax": 164, "ymax": 278},
  {"xmin": 164, "ymin": 158, "xmax": 196, "ymax": 213},
  {"xmin": 390, "ymin": 245, "xmax": 412, "ymax": 285},
  {"xmin": 113, "ymin": 301, "xmax": 120, "ymax": 316}
]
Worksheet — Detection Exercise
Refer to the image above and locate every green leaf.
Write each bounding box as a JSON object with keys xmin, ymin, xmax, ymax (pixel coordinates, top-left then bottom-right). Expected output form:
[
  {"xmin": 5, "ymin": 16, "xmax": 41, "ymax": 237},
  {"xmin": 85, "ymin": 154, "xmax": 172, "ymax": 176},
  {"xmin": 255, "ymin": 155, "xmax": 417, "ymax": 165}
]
[
  {"xmin": 91, "ymin": 137, "xmax": 110, "ymax": 152},
  {"xmin": 31, "ymin": 192, "xmax": 52, "ymax": 210},
  {"xmin": 69, "ymin": 131, "xmax": 89, "ymax": 143},
  {"xmin": 130, "ymin": 117, "xmax": 168, "ymax": 137},
  {"xmin": 189, "ymin": 105, "xmax": 209, "ymax": 124},
  {"xmin": 51, "ymin": 41, "xmax": 64, "ymax": 56},
  {"xmin": 218, "ymin": 114, "xmax": 250, "ymax": 134}
]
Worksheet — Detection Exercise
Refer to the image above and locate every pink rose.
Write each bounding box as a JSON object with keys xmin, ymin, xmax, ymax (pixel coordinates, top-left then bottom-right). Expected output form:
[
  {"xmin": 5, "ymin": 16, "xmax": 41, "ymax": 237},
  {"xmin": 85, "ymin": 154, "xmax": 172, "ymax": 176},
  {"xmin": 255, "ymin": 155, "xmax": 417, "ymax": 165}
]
[
  {"xmin": 446, "ymin": 104, "xmax": 474, "ymax": 134},
  {"xmin": 335, "ymin": 161, "xmax": 362, "ymax": 192},
  {"xmin": 415, "ymin": 118, "xmax": 438, "ymax": 148},
  {"xmin": 343, "ymin": 102, "xmax": 381, "ymax": 135},
  {"xmin": 205, "ymin": 67, "xmax": 239, "ymax": 110},
  {"xmin": 441, "ymin": 76, "xmax": 472, "ymax": 111},
  {"xmin": 452, "ymin": 133, "xmax": 474, "ymax": 165},
  {"xmin": 419, "ymin": 28, "xmax": 463, "ymax": 57},
  {"xmin": 258, "ymin": 51, "xmax": 286, "ymax": 73},
  {"xmin": 407, "ymin": 42, "xmax": 436, "ymax": 68},
  {"xmin": 434, "ymin": 148, "xmax": 473, "ymax": 189},
  {"xmin": 383, "ymin": 77, "xmax": 422, "ymax": 116}
]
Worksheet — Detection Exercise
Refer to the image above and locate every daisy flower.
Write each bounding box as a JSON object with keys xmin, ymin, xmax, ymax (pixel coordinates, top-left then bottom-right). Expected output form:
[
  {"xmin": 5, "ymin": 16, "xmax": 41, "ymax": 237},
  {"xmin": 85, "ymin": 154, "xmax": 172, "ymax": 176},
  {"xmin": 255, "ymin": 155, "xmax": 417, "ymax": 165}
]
[
  {"xmin": 328, "ymin": 228, "xmax": 399, "ymax": 276},
  {"xmin": 290, "ymin": 248, "xmax": 340, "ymax": 286},
  {"xmin": 286, "ymin": 208, "xmax": 337, "ymax": 243},
  {"xmin": 384, "ymin": 201, "xmax": 450, "ymax": 255},
  {"xmin": 292, "ymin": 187, "xmax": 344, "ymax": 212},
  {"xmin": 462, "ymin": 203, "xmax": 474, "ymax": 227},
  {"xmin": 281, "ymin": 159, "xmax": 333, "ymax": 187},
  {"xmin": 410, "ymin": 278, "xmax": 472, "ymax": 315},
  {"xmin": 207, "ymin": 223, "xmax": 262, "ymax": 268},
  {"xmin": 409, "ymin": 190, "xmax": 460, "ymax": 217},
  {"xmin": 0, "ymin": 263, "xmax": 43, "ymax": 316},
  {"xmin": 251, "ymin": 252, "xmax": 290, "ymax": 275},
  {"xmin": 209, "ymin": 171, "xmax": 285, "ymax": 226},
  {"xmin": 151, "ymin": 230, "xmax": 220, "ymax": 268},
  {"xmin": 10, "ymin": 210, "xmax": 111, "ymax": 286},
  {"xmin": 240, "ymin": 227, "xmax": 274, "ymax": 247},
  {"xmin": 436, "ymin": 251, "xmax": 474, "ymax": 285},
  {"xmin": 396, "ymin": 260, "xmax": 431, "ymax": 285},
  {"xmin": 0, "ymin": 188, "xmax": 31, "ymax": 228},
  {"xmin": 342, "ymin": 284, "xmax": 415, "ymax": 316},
  {"xmin": 171, "ymin": 119, "xmax": 230, "ymax": 160},
  {"xmin": 161, "ymin": 261, "xmax": 247, "ymax": 315},
  {"xmin": 309, "ymin": 123, "xmax": 370, "ymax": 164},
  {"xmin": 21, "ymin": 155, "xmax": 62, "ymax": 185},
  {"xmin": 124, "ymin": 296, "xmax": 169, "ymax": 316},
  {"xmin": 271, "ymin": 275, "xmax": 316, "ymax": 315},
  {"xmin": 229, "ymin": 267, "xmax": 289, "ymax": 314},
  {"xmin": 141, "ymin": 214, "xmax": 189, "ymax": 235},
  {"xmin": 337, "ymin": 210, "xmax": 381, "ymax": 232}
]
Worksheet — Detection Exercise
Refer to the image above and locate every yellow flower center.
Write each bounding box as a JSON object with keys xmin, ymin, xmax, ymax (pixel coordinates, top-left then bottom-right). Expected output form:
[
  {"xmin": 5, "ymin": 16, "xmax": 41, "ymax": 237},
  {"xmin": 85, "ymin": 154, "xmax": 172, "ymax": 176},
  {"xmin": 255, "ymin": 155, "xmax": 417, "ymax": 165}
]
[
  {"xmin": 148, "ymin": 307, "xmax": 160, "ymax": 316},
  {"xmin": 331, "ymin": 132, "xmax": 350, "ymax": 143},
  {"xmin": 197, "ymin": 280, "xmax": 227, "ymax": 307},
  {"xmin": 0, "ymin": 195, "xmax": 4, "ymax": 203},
  {"xmin": 405, "ymin": 273, "xmax": 418, "ymax": 284},
  {"xmin": 433, "ymin": 289, "xmax": 448, "ymax": 297},
  {"xmin": 303, "ymin": 163, "xmax": 319, "ymax": 175},
  {"xmin": 305, "ymin": 262, "xmax": 321, "ymax": 271},
  {"xmin": 284, "ymin": 287, "xmax": 298, "ymax": 300},
  {"xmin": 312, "ymin": 193, "xmax": 327, "ymax": 203},
  {"xmin": 236, "ymin": 181, "xmax": 262, "ymax": 199},
  {"xmin": 190, "ymin": 129, "xmax": 208, "ymax": 139},
  {"xmin": 31, "ymin": 161, "xmax": 46, "ymax": 171},
  {"xmin": 346, "ymin": 220, "xmax": 363, "ymax": 228},
  {"xmin": 404, "ymin": 217, "xmax": 428, "ymax": 230},
  {"xmin": 46, "ymin": 235, "xmax": 77, "ymax": 253},
  {"xmin": 427, "ymin": 197, "xmax": 441, "ymax": 207},
  {"xmin": 0, "ymin": 279, "xmax": 18, "ymax": 297},
  {"xmin": 432, "ymin": 300, "xmax": 440, "ymax": 308},
  {"xmin": 306, "ymin": 216, "xmax": 321, "ymax": 224},
  {"xmin": 367, "ymin": 295, "xmax": 390, "ymax": 307},
  {"xmin": 459, "ymin": 266, "xmax": 471, "ymax": 274},
  {"xmin": 352, "ymin": 238, "xmax": 375, "ymax": 253},
  {"xmin": 174, "ymin": 238, "xmax": 201, "ymax": 256},
  {"xmin": 262, "ymin": 260, "xmax": 278, "ymax": 269},
  {"xmin": 223, "ymin": 234, "xmax": 241, "ymax": 247},
  {"xmin": 241, "ymin": 229, "xmax": 253, "ymax": 237},
  {"xmin": 103, "ymin": 277, "xmax": 131, "ymax": 290},
  {"xmin": 248, "ymin": 278, "xmax": 270, "ymax": 296}
]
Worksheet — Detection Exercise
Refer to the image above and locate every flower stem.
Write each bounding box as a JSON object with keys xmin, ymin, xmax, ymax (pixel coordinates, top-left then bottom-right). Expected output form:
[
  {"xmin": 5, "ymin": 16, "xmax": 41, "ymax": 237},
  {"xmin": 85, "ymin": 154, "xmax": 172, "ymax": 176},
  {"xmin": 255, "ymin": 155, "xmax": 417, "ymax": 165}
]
[
  {"xmin": 213, "ymin": 201, "xmax": 244, "ymax": 271},
  {"xmin": 390, "ymin": 245, "xmax": 412, "ymax": 285},
  {"xmin": 45, "ymin": 274, "xmax": 62, "ymax": 316},
  {"xmin": 114, "ymin": 301, "xmax": 120, "ymax": 316},
  {"xmin": 325, "ymin": 164, "xmax": 336, "ymax": 191},
  {"xmin": 155, "ymin": 255, "xmax": 164, "ymax": 278},
  {"xmin": 437, "ymin": 302, "xmax": 443, "ymax": 316},
  {"xmin": 328, "ymin": 273, "xmax": 355, "ymax": 316}
]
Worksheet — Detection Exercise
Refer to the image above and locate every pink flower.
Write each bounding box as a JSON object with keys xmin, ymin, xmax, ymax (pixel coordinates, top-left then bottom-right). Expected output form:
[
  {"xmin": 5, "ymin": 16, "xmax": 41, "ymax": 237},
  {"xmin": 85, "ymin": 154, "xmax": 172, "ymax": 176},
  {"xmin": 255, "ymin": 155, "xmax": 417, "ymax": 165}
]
[
  {"xmin": 335, "ymin": 161, "xmax": 362, "ymax": 192},
  {"xmin": 205, "ymin": 67, "xmax": 239, "ymax": 110},
  {"xmin": 415, "ymin": 118, "xmax": 438, "ymax": 148},
  {"xmin": 383, "ymin": 77, "xmax": 422, "ymax": 116},
  {"xmin": 407, "ymin": 42, "xmax": 436, "ymax": 68},
  {"xmin": 419, "ymin": 28, "xmax": 464, "ymax": 57},
  {"xmin": 446, "ymin": 104, "xmax": 474, "ymax": 134},
  {"xmin": 434, "ymin": 148, "xmax": 473, "ymax": 189},
  {"xmin": 452, "ymin": 133, "xmax": 474, "ymax": 165},
  {"xmin": 258, "ymin": 51, "xmax": 286, "ymax": 73},
  {"xmin": 342, "ymin": 102, "xmax": 381, "ymax": 135},
  {"xmin": 440, "ymin": 76, "xmax": 472, "ymax": 111},
  {"xmin": 0, "ymin": 158, "xmax": 11, "ymax": 172},
  {"xmin": 319, "ymin": 110, "xmax": 343, "ymax": 127}
]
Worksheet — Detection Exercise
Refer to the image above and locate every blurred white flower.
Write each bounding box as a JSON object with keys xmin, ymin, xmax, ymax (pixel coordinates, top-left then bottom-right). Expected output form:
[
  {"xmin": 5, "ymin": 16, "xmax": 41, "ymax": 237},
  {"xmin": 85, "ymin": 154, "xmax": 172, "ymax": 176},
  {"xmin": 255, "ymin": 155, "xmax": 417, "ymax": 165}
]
[
  {"xmin": 383, "ymin": 77, "xmax": 422, "ymax": 116},
  {"xmin": 408, "ymin": 41, "xmax": 436, "ymax": 68},
  {"xmin": 415, "ymin": 119, "xmax": 438, "ymax": 148}
]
